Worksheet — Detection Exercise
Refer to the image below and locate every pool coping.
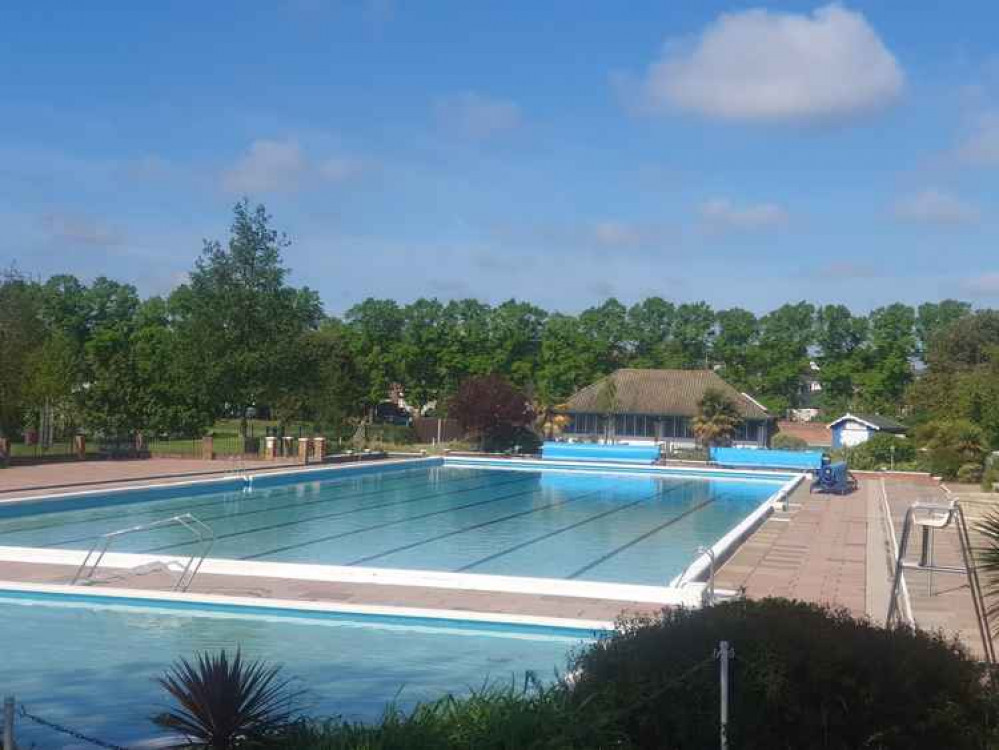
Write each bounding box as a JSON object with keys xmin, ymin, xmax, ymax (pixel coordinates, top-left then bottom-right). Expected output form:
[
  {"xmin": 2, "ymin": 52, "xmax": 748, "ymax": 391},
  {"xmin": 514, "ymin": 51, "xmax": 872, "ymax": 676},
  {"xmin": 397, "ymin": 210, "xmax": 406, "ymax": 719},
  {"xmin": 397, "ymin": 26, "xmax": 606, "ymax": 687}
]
[
  {"xmin": 0, "ymin": 579, "xmax": 614, "ymax": 634},
  {"xmin": 0, "ymin": 455, "xmax": 800, "ymax": 622}
]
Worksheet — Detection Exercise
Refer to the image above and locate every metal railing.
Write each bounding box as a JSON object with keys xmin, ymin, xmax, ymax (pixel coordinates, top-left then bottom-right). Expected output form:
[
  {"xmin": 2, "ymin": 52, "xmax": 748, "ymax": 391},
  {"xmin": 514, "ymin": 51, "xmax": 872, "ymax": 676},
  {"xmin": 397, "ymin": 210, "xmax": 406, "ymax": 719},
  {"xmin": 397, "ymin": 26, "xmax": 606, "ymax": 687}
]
[
  {"xmin": 887, "ymin": 499, "xmax": 995, "ymax": 664},
  {"xmin": 675, "ymin": 545, "xmax": 718, "ymax": 605},
  {"xmin": 71, "ymin": 513, "xmax": 215, "ymax": 592}
]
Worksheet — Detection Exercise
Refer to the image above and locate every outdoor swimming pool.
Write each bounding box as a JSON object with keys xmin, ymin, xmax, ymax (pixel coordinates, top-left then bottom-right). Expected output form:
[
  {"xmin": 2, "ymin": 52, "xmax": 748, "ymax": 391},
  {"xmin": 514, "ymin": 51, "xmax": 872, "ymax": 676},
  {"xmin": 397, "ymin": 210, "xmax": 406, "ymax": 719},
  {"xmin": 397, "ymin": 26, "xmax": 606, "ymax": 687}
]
[
  {"xmin": 0, "ymin": 461, "xmax": 787, "ymax": 585},
  {"xmin": 1, "ymin": 589, "xmax": 593, "ymax": 748}
]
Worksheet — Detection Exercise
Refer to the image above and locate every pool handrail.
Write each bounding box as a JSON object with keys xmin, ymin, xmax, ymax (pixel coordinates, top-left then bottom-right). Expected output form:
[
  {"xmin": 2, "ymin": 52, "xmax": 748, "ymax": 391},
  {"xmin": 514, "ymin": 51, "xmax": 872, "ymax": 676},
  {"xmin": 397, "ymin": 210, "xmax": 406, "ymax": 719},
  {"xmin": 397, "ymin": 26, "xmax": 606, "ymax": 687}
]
[{"xmin": 71, "ymin": 512, "xmax": 215, "ymax": 592}]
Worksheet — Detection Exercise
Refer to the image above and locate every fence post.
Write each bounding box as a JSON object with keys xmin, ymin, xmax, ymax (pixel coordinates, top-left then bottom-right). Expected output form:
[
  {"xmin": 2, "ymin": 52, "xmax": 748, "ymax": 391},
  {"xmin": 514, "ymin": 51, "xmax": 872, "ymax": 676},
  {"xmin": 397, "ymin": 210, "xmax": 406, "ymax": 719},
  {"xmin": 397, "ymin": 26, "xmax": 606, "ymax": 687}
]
[
  {"xmin": 264, "ymin": 436, "xmax": 277, "ymax": 460},
  {"xmin": 0, "ymin": 438, "xmax": 8, "ymax": 467},
  {"xmin": 298, "ymin": 438, "xmax": 311, "ymax": 465},
  {"xmin": 73, "ymin": 434, "xmax": 86, "ymax": 461},
  {"xmin": 716, "ymin": 641, "xmax": 733, "ymax": 750},
  {"xmin": 3, "ymin": 695, "xmax": 13, "ymax": 750},
  {"xmin": 313, "ymin": 437, "xmax": 326, "ymax": 463},
  {"xmin": 202, "ymin": 435, "xmax": 214, "ymax": 460}
]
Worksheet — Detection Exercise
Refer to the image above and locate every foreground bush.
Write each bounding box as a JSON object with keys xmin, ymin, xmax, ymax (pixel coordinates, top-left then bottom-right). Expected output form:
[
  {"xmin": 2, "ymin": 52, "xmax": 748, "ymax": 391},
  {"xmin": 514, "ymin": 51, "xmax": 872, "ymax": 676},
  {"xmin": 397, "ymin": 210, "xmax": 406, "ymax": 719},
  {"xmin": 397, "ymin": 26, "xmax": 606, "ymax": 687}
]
[
  {"xmin": 256, "ymin": 599, "xmax": 996, "ymax": 750},
  {"xmin": 572, "ymin": 599, "xmax": 996, "ymax": 750},
  {"xmin": 268, "ymin": 677, "xmax": 625, "ymax": 750}
]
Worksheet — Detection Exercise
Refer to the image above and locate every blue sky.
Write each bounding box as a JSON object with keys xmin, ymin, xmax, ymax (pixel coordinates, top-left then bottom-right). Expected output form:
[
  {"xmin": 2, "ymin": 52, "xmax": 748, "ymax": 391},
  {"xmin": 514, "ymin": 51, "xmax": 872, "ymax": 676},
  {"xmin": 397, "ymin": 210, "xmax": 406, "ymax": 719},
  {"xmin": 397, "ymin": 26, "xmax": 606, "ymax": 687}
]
[{"xmin": 2, "ymin": 1, "xmax": 998, "ymax": 314}]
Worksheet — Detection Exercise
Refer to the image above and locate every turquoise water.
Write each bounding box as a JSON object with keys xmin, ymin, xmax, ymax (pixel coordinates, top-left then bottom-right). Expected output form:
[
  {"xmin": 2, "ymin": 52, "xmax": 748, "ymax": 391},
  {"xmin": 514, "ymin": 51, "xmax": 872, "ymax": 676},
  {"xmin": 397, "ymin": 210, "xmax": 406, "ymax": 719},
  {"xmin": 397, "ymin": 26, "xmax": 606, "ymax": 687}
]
[
  {"xmin": 0, "ymin": 465, "xmax": 780, "ymax": 585},
  {"xmin": 1, "ymin": 592, "xmax": 590, "ymax": 748}
]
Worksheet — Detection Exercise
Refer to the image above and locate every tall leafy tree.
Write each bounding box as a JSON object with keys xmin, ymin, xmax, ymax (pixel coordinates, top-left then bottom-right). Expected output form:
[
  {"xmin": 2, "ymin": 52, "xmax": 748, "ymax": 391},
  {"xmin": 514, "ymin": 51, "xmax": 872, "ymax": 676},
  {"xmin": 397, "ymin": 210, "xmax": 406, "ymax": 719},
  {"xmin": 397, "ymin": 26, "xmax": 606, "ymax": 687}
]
[
  {"xmin": 0, "ymin": 268, "xmax": 46, "ymax": 436},
  {"xmin": 713, "ymin": 308, "xmax": 758, "ymax": 388},
  {"xmin": 171, "ymin": 201, "xmax": 322, "ymax": 429}
]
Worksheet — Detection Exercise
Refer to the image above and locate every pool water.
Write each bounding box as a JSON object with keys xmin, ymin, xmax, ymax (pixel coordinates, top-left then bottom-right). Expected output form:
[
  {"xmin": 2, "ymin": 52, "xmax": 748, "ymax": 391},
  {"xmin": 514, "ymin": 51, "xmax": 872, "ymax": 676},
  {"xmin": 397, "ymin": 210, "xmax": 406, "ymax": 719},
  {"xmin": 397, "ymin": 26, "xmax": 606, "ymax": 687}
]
[
  {"xmin": 1, "ymin": 592, "xmax": 590, "ymax": 747},
  {"xmin": 0, "ymin": 465, "xmax": 780, "ymax": 585}
]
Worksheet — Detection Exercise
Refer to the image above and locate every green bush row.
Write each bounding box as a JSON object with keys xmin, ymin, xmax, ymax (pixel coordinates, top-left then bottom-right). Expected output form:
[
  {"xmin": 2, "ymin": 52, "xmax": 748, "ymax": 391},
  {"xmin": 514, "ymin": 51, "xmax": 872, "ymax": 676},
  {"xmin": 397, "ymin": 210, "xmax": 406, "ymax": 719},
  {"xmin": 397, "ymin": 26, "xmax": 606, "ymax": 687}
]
[{"xmin": 265, "ymin": 599, "xmax": 996, "ymax": 750}]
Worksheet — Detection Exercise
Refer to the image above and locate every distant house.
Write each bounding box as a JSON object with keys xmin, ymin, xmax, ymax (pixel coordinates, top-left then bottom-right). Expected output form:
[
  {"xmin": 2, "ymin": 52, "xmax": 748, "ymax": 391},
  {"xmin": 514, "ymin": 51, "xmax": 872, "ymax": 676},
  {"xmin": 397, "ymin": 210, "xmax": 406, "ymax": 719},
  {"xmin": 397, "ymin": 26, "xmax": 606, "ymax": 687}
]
[
  {"xmin": 559, "ymin": 368, "xmax": 773, "ymax": 448},
  {"xmin": 828, "ymin": 413, "xmax": 907, "ymax": 448}
]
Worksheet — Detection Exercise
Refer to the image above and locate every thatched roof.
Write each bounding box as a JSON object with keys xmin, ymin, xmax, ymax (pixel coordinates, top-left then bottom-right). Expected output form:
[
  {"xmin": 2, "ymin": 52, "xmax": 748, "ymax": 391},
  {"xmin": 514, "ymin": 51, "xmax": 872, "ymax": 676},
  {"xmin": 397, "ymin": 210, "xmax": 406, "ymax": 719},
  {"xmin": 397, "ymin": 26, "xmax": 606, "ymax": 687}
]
[{"xmin": 563, "ymin": 369, "xmax": 769, "ymax": 419}]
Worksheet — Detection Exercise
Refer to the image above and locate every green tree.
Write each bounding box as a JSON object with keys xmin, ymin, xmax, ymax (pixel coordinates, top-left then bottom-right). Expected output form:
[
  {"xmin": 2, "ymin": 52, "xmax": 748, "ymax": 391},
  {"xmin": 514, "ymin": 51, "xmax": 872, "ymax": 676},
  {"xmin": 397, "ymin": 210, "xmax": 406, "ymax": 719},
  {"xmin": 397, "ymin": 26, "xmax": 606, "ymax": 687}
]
[
  {"xmin": 712, "ymin": 307, "xmax": 757, "ymax": 387},
  {"xmin": 626, "ymin": 297, "xmax": 676, "ymax": 367},
  {"xmin": 916, "ymin": 299, "xmax": 972, "ymax": 358},
  {"xmin": 171, "ymin": 201, "xmax": 323, "ymax": 429},
  {"xmin": 0, "ymin": 268, "xmax": 46, "ymax": 437}
]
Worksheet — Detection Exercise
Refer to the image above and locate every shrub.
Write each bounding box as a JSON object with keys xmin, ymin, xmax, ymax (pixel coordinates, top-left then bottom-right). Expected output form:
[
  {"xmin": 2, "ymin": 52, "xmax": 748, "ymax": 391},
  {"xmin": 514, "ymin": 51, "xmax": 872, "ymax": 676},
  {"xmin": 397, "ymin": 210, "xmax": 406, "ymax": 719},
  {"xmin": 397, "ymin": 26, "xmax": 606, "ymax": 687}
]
[
  {"xmin": 983, "ymin": 464, "xmax": 999, "ymax": 492},
  {"xmin": 448, "ymin": 375, "xmax": 535, "ymax": 451},
  {"xmin": 358, "ymin": 423, "xmax": 418, "ymax": 446},
  {"xmin": 771, "ymin": 433, "xmax": 808, "ymax": 451},
  {"xmin": 482, "ymin": 425, "xmax": 542, "ymax": 454},
  {"xmin": 843, "ymin": 433, "xmax": 916, "ymax": 470},
  {"xmin": 570, "ymin": 599, "xmax": 996, "ymax": 750},
  {"xmin": 916, "ymin": 419, "xmax": 987, "ymax": 479},
  {"xmin": 957, "ymin": 462, "xmax": 984, "ymax": 484},
  {"xmin": 268, "ymin": 679, "xmax": 625, "ymax": 750}
]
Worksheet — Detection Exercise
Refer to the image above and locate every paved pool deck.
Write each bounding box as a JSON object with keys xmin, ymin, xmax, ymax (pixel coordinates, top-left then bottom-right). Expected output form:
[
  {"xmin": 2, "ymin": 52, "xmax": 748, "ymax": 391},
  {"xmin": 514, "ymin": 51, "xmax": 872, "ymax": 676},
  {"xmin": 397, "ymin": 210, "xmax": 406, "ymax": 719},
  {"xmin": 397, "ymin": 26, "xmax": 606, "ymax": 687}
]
[
  {"xmin": 0, "ymin": 457, "xmax": 302, "ymax": 498},
  {"xmin": 1, "ymin": 460, "xmax": 996, "ymax": 654},
  {"xmin": 715, "ymin": 472, "xmax": 997, "ymax": 659}
]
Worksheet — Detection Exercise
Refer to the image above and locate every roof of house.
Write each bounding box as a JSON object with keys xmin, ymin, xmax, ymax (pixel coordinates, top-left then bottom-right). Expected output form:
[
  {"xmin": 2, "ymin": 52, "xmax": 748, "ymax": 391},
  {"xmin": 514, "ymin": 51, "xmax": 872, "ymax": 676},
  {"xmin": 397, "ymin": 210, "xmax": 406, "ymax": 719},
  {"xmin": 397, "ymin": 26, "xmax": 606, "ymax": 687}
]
[
  {"xmin": 776, "ymin": 420, "xmax": 832, "ymax": 447},
  {"xmin": 563, "ymin": 369, "xmax": 770, "ymax": 419},
  {"xmin": 827, "ymin": 412, "xmax": 907, "ymax": 433}
]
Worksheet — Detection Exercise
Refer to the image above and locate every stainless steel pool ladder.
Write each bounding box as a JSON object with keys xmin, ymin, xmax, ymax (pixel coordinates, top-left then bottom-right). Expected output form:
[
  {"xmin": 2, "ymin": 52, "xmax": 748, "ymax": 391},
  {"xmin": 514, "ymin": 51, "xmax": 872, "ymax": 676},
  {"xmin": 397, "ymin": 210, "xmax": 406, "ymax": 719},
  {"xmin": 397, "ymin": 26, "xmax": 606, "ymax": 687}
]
[
  {"xmin": 887, "ymin": 499, "xmax": 995, "ymax": 664},
  {"xmin": 674, "ymin": 545, "xmax": 717, "ymax": 605},
  {"xmin": 71, "ymin": 513, "xmax": 215, "ymax": 592},
  {"xmin": 229, "ymin": 455, "xmax": 252, "ymax": 488}
]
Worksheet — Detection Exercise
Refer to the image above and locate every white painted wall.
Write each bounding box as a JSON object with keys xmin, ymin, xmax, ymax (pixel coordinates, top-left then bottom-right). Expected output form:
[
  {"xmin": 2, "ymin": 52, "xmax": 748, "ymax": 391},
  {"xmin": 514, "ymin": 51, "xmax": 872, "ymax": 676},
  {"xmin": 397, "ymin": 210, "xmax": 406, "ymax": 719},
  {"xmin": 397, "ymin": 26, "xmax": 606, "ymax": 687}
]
[{"xmin": 839, "ymin": 422, "xmax": 871, "ymax": 447}]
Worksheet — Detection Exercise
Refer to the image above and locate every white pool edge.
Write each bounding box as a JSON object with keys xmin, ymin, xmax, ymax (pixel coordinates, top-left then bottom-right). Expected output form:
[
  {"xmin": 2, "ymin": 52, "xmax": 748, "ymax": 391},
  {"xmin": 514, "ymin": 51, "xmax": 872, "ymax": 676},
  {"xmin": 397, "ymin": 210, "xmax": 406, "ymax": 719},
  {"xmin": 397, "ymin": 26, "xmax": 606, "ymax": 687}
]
[
  {"xmin": 0, "ymin": 579, "xmax": 615, "ymax": 632},
  {"xmin": 0, "ymin": 456, "xmax": 798, "ymax": 616},
  {"xmin": 669, "ymin": 472, "xmax": 806, "ymax": 586},
  {"xmin": 0, "ymin": 545, "xmax": 702, "ymax": 606}
]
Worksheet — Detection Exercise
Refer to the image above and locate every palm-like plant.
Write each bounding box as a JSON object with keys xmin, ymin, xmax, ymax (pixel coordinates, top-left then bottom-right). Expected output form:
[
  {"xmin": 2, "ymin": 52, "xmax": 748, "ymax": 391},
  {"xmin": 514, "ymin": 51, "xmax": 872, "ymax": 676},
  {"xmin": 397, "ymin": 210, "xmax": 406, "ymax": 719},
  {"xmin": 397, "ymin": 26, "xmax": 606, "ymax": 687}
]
[
  {"xmin": 154, "ymin": 649, "xmax": 302, "ymax": 749},
  {"xmin": 691, "ymin": 388, "xmax": 742, "ymax": 448},
  {"xmin": 974, "ymin": 511, "xmax": 999, "ymax": 625}
]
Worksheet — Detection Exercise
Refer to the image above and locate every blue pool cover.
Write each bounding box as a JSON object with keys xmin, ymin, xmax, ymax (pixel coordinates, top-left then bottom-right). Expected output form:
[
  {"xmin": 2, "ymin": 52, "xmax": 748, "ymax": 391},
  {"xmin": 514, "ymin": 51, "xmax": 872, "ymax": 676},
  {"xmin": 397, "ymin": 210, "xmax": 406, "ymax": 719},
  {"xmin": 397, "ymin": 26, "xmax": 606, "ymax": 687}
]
[
  {"xmin": 541, "ymin": 442, "xmax": 660, "ymax": 464},
  {"xmin": 710, "ymin": 447, "xmax": 824, "ymax": 471}
]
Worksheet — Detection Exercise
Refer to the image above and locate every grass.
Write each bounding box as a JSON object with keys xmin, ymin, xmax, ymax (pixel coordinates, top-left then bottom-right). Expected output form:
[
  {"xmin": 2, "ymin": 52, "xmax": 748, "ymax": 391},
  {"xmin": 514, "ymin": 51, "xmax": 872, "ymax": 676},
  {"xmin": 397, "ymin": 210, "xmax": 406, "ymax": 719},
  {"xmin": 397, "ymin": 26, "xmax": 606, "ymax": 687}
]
[{"xmin": 267, "ymin": 678, "xmax": 626, "ymax": 750}]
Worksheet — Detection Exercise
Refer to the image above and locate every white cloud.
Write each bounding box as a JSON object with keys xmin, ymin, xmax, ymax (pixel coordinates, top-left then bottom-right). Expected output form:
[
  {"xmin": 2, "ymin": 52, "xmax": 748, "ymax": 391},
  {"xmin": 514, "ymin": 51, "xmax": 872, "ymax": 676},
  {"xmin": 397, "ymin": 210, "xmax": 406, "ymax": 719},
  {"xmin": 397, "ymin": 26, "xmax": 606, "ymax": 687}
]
[
  {"xmin": 222, "ymin": 139, "xmax": 365, "ymax": 194},
  {"xmin": 593, "ymin": 221, "xmax": 644, "ymax": 248},
  {"xmin": 40, "ymin": 213, "xmax": 124, "ymax": 247},
  {"xmin": 894, "ymin": 188, "xmax": 979, "ymax": 225},
  {"xmin": 319, "ymin": 156, "xmax": 366, "ymax": 181},
  {"xmin": 962, "ymin": 272, "xmax": 999, "ymax": 296},
  {"xmin": 436, "ymin": 92, "xmax": 522, "ymax": 139},
  {"xmin": 222, "ymin": 139, "xmax": 307, "ymax": 193},
  {"xmin": 699, "ymin": 199, "xmax": 788, "ymax": 231},
  {"xmin": 956, "ymin": 111, "xmax": 999, "ymax": 166},
  {"xmin": 633, "ymin": 4, "xmax": 903, "ymax": 122}
]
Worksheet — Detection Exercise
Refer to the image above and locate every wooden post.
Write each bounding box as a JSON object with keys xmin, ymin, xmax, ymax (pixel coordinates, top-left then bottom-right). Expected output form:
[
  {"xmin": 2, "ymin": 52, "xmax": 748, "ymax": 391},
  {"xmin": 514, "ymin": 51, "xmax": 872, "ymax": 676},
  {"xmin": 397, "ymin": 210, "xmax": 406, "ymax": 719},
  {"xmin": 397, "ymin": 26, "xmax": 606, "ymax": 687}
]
[
  {"xmin": 202, "ymin": 435, "xmax": 214, "ymax": 460},
  {"xmin": 74, "ymin": 434, "xmax": 87, "ymax": 460}
]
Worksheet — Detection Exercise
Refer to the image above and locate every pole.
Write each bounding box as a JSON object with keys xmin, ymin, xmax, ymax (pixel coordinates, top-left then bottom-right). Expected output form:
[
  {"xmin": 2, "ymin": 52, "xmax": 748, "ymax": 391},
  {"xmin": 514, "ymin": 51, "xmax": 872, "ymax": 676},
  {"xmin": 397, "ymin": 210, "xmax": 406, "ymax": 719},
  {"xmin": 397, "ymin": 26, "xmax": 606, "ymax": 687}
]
[
  {"xmin": 3, "ymin": 695, "xmax": 14, "ymax": 750},
  {"xmin": 716, "ymin": 641, "xmax": 733, "ymax": 750}
]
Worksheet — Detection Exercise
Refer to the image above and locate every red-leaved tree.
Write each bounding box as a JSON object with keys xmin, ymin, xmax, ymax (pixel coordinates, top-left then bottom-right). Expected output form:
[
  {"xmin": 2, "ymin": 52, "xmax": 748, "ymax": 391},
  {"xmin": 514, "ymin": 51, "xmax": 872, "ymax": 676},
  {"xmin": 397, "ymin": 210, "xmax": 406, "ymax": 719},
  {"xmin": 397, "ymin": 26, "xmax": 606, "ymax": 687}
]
[{"xmin": 448, "ymin": 375, "xmax": 536, "ymax": 451}]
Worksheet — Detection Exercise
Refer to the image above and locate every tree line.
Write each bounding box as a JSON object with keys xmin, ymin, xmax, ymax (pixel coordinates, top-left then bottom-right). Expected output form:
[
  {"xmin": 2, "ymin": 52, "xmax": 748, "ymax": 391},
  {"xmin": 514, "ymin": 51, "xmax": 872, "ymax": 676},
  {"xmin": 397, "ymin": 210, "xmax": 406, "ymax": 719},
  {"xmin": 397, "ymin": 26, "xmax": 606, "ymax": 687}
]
[{"xmin": 2, "ymin": 202, "xmax": 997, "ymax": 453}]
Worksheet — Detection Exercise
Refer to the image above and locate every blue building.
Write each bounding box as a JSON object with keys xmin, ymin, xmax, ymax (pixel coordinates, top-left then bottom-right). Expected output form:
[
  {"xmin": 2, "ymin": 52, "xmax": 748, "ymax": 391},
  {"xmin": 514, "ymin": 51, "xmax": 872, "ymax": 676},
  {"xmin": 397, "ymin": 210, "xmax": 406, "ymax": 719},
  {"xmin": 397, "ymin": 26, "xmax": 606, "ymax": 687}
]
[{"xmin": 828, "ymin": 413, "xmax": 907, "ymax": 449}]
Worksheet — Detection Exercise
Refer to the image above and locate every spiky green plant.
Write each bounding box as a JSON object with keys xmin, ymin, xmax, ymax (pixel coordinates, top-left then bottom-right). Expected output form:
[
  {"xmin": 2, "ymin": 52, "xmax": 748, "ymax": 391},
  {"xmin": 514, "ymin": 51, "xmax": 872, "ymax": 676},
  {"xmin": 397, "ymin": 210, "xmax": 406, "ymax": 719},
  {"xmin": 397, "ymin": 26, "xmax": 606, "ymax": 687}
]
[
  {"xmin": 975, "ymin": 510, "xmax": 999, "ymax": 625},
  {"xmin": 153, "ymin": 649, "xmax": 302, "ymax": 749}
]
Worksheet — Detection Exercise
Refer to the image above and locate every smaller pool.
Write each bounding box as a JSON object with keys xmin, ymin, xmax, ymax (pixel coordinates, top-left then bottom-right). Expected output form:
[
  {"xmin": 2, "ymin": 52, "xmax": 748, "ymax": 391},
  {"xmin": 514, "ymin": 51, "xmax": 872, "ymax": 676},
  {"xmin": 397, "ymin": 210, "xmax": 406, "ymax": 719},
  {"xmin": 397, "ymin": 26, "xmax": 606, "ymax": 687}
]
[{"xmin": 1, "ymin": 590, "xmax": 597, "ymax": 748}]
